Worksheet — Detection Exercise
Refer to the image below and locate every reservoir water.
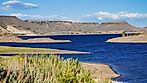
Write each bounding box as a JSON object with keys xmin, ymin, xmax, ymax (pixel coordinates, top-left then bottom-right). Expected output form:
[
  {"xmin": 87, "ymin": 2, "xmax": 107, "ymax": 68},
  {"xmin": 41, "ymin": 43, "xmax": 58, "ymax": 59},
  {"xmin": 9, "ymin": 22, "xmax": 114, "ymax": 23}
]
[{"xmin": 0, "ymin": 34, "xmax": 147, "ymax": 83}]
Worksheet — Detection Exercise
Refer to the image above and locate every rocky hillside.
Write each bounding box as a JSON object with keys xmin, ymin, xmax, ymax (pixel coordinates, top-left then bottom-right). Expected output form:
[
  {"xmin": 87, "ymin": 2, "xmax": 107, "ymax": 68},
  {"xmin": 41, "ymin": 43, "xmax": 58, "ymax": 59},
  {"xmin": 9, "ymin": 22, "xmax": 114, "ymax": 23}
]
[
  {"xmin": 0, "ymin": 16, "xmax": 141, "ymax": 35},
  {"xmin": 0, "ymin": 33, "xmax": 22, "ymax": 41},
  {"xmin": 73, "ymin": 21, "xmax": 138, "ymax": 33},
  {"xmin": 0, "ymin": 16, "xmax": 44, "ymax": 35},
  {"xmin": 25, "ymin": 20, "xmax": 140, "ymax": 35}
]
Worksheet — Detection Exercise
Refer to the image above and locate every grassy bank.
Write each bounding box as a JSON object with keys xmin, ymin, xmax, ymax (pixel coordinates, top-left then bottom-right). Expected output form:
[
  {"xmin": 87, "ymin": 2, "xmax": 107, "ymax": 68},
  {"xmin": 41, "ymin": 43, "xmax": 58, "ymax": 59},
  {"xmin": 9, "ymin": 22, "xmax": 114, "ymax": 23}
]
[
  {"xmin": 0, "ymin": 46, "xmax": 51, "ymax": 52},
  {"xmin": 0, "ymin": 55, "xmax": 113, "ymax": 83},
  {"xmin": 0, "ymin": 46, "xmax": 90, "ymax": 54}
]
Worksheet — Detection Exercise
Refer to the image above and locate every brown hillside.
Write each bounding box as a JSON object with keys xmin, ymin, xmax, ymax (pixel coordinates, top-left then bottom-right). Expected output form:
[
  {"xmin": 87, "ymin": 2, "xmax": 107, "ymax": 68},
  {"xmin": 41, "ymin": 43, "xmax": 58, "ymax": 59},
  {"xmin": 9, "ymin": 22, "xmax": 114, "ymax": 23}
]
[
  {"xmin": 26, "ymin": 20, "xmax": 139, "ymax": 35},
  {"xmin": 0, "ymin": 16, "xmax": 141, "ymax": 35},
  {"xmin": 0, "ymin": 16, "xmax": 46, "ymax": 34}
]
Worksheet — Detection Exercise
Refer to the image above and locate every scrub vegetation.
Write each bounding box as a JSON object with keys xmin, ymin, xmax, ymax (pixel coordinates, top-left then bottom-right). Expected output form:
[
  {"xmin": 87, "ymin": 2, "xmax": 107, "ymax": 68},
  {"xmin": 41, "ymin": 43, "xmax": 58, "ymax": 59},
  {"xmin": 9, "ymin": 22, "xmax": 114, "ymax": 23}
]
[
  {"xmin": 0, "ymin": 55, "xmax": 95, "ymax": 83},
  {"xmin": 0, "ymin": 55, "xmax": 112, "ymax": 83}
]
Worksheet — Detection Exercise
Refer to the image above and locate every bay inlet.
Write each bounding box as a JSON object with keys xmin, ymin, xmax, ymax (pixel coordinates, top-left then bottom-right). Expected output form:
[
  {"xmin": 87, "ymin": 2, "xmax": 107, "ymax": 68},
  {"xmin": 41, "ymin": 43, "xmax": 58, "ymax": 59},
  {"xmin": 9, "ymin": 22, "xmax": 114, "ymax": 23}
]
[{"xmin": 0, "ymin": 34, "xmax": 147, "ymax": 83}]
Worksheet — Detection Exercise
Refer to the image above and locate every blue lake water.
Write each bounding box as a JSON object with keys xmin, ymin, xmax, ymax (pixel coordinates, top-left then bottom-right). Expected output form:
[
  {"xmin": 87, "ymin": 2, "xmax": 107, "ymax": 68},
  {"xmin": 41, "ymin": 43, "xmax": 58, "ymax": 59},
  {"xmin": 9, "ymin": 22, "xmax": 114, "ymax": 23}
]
[{"xmin": 0, "ymin": 34, "xmax": 147, "ymax": 83}]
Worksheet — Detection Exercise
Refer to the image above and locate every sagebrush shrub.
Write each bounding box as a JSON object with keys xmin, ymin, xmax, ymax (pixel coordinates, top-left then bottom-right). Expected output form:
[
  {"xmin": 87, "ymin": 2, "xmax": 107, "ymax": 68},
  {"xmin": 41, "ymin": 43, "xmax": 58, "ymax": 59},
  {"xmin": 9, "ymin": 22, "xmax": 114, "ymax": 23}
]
[{"xmin": 0, "ymin": 55, "xmax": 94, "ymax": 83}]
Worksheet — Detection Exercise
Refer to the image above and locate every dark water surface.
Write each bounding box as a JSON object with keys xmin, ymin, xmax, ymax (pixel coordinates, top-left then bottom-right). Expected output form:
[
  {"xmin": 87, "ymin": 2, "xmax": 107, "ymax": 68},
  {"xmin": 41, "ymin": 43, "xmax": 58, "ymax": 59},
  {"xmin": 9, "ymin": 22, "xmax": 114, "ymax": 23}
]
[{"xmin": 0, "ymin": 34, "xmax": 147, "ymax": 83}]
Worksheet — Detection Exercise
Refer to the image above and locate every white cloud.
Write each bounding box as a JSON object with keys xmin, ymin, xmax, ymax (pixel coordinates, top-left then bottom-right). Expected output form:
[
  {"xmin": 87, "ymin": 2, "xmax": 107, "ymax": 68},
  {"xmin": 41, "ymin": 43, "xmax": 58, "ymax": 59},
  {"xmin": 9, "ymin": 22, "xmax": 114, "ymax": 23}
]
[
  {"xmin": 0, "ymin": 5, "xmax": 11, "ymax": 11},
  {"xmin": 10, "ymin": 13, "xmax": 29, "ymax": 17},
  {"xmin": 10, "ymin": 13, "xmax": 80, "ymax": 22},
  {"xmin": 85, "ymin": 11, "xmax": 147, "ymax": 20},
  {"xmin": 97, "ymin": 17, "xmax": 102, "ymax": 20},
  {"xmin": 10, "ymin": 12, "xmax": 147, "ymax": 23},
  {"xmin": 10, "ymin": 13, "xmax": 46, "ymax": 20},
  {"xmin": 1, "ymin": 0, "xmax": 38, "ymax": 10}
]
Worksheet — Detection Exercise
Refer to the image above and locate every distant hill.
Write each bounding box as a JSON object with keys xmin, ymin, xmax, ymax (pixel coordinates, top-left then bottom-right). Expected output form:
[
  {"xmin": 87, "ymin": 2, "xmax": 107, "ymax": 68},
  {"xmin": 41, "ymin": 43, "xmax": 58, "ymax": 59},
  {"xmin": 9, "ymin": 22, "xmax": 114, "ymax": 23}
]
[
  {"xmin": 0, "ymin": 16, "xmax": 44, "ymax": 35},
  {"xmin": 143, "ymin": 27, "xmax": 147, "ymax": 32},
  {"xmin": 26, "ymin": 20, "xmax": 139, "ymax": 35},
  {"xmin": 73, "ymin": 21, "xmax": 138, "ymax": 33},
  {"xmin": 0, "ymin": 16, "xmax": 141, "ymax": 35}
]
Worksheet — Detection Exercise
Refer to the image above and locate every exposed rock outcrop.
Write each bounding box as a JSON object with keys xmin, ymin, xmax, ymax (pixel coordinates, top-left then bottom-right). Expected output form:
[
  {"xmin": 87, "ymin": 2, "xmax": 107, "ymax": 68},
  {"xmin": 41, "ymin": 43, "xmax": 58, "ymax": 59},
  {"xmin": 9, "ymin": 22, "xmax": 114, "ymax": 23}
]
[
  {"xmin": 6, "ymin": 25, "xmax": 36, "ymax": 35},
  {"xmin": 0, "ymin": 26, "xmax": 9, "ymax": 33}
]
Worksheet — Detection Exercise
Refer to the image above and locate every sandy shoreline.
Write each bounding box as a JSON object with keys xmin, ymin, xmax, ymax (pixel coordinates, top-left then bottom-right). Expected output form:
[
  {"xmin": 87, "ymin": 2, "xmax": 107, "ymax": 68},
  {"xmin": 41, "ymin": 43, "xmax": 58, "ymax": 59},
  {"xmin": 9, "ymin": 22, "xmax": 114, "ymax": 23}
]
[
  {"xmin": 106, "ymin": 33, "xmax": 147, "ymax": 43},
  {"xmin": 20, "ymin": 33, "xmax": 122, "ymax": 36},
  {"xmin": 0, "ymin": 40, "xmax": 71, "ymax": 43},
  {"xmin": 0, "ymin": 38, "xmax": 71, "ymax": 43},
  {"xmin": 0, "ymin": 33, "xmax": 71, "ymax": 43},
  {"xmin": 23, "ymin": 38, "xmax": 71, "ymax": 43},
  {"xmin": 82, "ymin": 62, "xmax": 121, "ymax": 83},
  {"xmin": 82, "ymin": 62, "xmax": 120, "ymax": 78}
]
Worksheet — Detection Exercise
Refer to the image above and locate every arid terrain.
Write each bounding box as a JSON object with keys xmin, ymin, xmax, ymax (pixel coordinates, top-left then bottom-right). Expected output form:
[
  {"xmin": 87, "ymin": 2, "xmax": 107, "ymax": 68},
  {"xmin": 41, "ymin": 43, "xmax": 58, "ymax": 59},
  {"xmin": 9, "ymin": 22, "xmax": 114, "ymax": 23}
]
[
  {"xmin": 0, "ymin": 33, "xmax": 70, "ymax": 43},
  {"xmin": 106, "ymin": 32, "xmax": 147, "ymax": 43},
  {"xmin": 82, "ymin": 63, "xmax": 120, "ymax": 82},
  {"xmin": 0, "ymin": 16, "xmax": 146, "ymax": 83},
  {"xmin": 0, "ymin": 16, "xmax": 143, "ymax": 36}
]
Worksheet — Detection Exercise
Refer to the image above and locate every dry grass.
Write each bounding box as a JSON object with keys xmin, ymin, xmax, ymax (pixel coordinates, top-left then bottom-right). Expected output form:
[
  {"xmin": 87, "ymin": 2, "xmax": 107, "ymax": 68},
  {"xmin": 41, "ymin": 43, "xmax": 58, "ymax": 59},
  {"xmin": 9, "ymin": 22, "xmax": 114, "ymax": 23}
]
[{"xmin": 0, "ymin": 46, "xmax": 90, "ymax": 54}]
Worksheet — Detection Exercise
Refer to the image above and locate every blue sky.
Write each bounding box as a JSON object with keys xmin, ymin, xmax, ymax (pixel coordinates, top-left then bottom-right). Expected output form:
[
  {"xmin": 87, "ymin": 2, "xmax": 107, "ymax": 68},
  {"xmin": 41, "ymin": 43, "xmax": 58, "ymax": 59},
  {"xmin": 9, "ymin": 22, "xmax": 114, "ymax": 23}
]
[{"xmin": 0, "ymin": 0, "xmax": 147, "ymax": 27}]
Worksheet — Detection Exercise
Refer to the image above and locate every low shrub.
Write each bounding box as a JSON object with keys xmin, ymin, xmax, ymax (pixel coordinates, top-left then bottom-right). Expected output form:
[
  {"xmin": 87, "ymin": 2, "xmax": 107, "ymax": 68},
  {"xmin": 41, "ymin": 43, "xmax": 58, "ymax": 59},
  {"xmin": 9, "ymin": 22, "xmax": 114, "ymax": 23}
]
[{"xmin": 0, "ymin": 55, "xmax": 94, "ymax": 83}]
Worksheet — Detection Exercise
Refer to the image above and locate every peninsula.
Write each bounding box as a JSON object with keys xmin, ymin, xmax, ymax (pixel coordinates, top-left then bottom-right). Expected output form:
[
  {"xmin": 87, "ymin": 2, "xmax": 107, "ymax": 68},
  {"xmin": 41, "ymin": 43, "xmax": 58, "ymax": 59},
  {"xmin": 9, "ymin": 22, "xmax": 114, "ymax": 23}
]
[{"xmin": 106, "ymin": 32, "xmax": 147, "ymax": 43}]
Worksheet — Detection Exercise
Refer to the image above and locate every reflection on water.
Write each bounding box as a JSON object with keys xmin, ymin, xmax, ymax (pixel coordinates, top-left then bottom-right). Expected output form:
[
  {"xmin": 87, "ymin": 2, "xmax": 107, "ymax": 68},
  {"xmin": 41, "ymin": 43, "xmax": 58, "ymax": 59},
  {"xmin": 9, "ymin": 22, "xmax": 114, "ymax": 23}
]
[{"xmin": 0, "ymin": 34, "xmax": 147, "ymax": 83}]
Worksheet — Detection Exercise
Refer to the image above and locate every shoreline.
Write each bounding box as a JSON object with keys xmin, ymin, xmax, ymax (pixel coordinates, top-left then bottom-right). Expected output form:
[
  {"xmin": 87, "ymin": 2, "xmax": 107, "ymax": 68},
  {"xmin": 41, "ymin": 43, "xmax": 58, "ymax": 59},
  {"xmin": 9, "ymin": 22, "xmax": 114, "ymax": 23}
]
[
  {"xmin": 0, "ymin": 33, "xmax": 72, "ymax": 43},
  {"xmin": 0, "ymin": 55, "xmax": 121, "ymax": 82},
  {"xmin": 18, "ymin": 33, "xmax": 122, "ymax": 37},
  {"xmin": 0, "ymin": 33, "xmax": 122, "ymax": 82},
  {"xmin": 0, "ymin": 46, "xmax": 90, "ymax": 55},
  {"xmin": 81, "ymin": 62, "xmax": 121, "ymax": 82},
  {"xmin": 0, "ymin": 40, "xmax": 71, "ymax": 43},
  {"xmin": 0, "ymin": 38, "xmax": 71, "ymax": 43},
  {"xmin": 82, "ymin": 62, "xmax": 121, "ymax": 78},
  {"xmin": 106, "ymin": 34, "xmax": 147, "ymax": 43}
]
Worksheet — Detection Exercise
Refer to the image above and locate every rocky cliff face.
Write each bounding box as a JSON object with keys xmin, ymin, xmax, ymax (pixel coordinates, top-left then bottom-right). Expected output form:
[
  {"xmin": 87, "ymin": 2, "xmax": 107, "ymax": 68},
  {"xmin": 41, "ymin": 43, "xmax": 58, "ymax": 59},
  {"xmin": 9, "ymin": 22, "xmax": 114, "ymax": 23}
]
[{"xmin": 0, "ymin": 16, "xmax": 140, "ymax": 35}]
